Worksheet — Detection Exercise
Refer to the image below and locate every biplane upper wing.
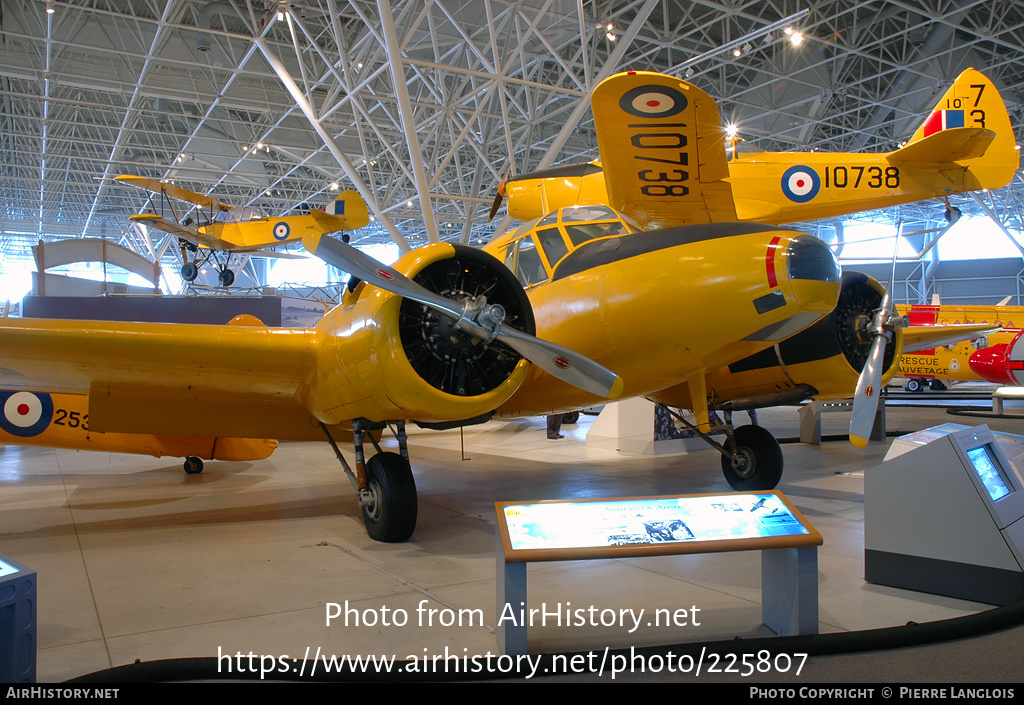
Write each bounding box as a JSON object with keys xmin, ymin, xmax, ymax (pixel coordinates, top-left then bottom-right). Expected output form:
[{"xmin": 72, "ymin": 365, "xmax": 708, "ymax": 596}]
[
  {"xmin": 116, "ymin": 175, "xmax": 232, "ymax": 212},
  {"xmin": 592, "ymin": 71, "xmax": 738, "ymax": 228}
]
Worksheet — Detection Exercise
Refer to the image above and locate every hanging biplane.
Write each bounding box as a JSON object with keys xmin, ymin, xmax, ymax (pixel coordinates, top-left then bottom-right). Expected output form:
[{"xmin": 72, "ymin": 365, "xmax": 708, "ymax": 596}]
[
  {"xmin": 489, "ymin": 67, "xmax": 1018, "ymax": 231},
  {"xmin": 117, "ymin": 175, "xmax": 369, "ymax": 287}
]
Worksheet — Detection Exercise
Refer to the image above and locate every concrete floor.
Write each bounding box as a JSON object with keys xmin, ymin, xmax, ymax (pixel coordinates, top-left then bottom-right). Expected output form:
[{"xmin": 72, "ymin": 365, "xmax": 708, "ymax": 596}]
[{"xmin": 3, "ymin": 395, "xmax": 1024, "ymax": 683}]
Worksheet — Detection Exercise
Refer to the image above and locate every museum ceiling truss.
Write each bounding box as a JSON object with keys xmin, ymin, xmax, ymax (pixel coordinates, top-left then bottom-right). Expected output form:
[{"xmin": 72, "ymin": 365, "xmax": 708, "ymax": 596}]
[{"xmin": 1, "ymin": 0, "xmax": 1023, "ymax": 280}]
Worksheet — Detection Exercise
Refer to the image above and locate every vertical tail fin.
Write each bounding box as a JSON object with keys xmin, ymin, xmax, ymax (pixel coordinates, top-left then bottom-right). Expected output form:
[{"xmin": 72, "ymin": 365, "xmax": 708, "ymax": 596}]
[
  {"xmin": 896, "ymin": 68, "xmax": 1018, "ymax": 189},
  {"xmin": 327, "ymin": 190, "xmax": 370, "ymax": 230}
]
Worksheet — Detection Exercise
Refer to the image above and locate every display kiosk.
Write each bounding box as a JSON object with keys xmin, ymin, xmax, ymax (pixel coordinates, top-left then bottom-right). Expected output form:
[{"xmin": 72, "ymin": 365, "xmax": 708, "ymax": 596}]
[
  {"xmin": 865, "ymin": 425, "xmax": 1024, "ymax": 605},
  {"xmin": 0, "ymin": 553, "xmax": 36, "ymax": 682}
]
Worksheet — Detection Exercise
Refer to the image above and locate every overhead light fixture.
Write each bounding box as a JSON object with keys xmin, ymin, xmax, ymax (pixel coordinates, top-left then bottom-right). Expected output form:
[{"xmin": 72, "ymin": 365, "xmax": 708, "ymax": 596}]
[
  {"xmin": 330, "ymin": 182, "xmax": 339, "ymax": 190},
  {"xmin": 733, "ymin": 48, "xmax": 741, "ymax": 57},
  {"xmin": 742, "ymin": 43, "xmax": 753, "ymax": 54},
  {"xmin": 684, "ymin": 68, "xmax": 694, "ymax": 78},
  {"xmin": 46, "ymin": 3, "xmax": 55, "ymax": 13},
  {"xmin": 790, "ymin": 31, "xmax": 804, "ymax": 46}
]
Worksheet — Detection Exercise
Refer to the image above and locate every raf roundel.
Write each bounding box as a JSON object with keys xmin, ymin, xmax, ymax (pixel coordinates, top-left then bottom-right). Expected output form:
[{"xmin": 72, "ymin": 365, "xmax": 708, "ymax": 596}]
[
  {"xmin": 273, "ymin": 221, "xmax": 291, "ymax": 241},
  {"xmin": 1, "ymin": 391, "xmax": 55, "ymax": 438},
  {"xmin": 780, "ymin": 165, "xmax": 821, "ymax": 203},
  {"xmin": 619, "ymin": 85, "xmax": 688, "ymax": 118}
]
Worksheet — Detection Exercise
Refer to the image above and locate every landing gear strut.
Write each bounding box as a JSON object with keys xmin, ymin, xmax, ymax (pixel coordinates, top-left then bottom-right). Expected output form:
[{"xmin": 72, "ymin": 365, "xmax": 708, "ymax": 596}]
[
  {"xmin": 322, "ymin": 419, "xmax": 418, "ymax": 542},
  {"xmin": 665, "ymin": 407, "xmax": 784, "ymax": 491}
]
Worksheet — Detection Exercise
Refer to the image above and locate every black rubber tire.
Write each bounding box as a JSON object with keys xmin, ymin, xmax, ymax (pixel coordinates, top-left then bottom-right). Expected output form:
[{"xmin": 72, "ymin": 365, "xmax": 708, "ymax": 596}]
[
  {"xmin": 931, "ymin": 379, "xmax": 947, "ymax": 391},
  {"xmin": 183, "ymin": 456, "xmax": 204, "ymax": 474},
  {"xmin": 218, "ymin": 268, "xmax": 235, "ymax": 287},
  {"xmin": 721, "ymin": 425, "xmax": 784, "ymax": 491},
  {"xmin": 561, "ymin": 411, "xmax": 580, "ymax": 424},
  {"xmin": 362, "ymin": 452, "xmax": 417, "ymax": 543},
  {"xmin": 907, "ymin": 379, "xmax": 922, "ymax": 392},
  {"xmin": 180, "ymin": 262, "xmax": 198, "ymax": 281}
]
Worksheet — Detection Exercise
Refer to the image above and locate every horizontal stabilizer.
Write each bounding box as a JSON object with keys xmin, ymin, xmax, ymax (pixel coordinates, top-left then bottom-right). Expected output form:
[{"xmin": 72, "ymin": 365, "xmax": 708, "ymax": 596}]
[{"xmin": 889, "ymin": 127, "xmax": 995, "ymax": 163}]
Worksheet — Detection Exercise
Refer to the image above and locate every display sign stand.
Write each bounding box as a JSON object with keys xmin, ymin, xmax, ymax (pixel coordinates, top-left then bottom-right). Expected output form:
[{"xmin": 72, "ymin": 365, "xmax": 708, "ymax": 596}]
[{"xmin": 495, "ymin": 491, "xmax": 822, "ymax": 655}]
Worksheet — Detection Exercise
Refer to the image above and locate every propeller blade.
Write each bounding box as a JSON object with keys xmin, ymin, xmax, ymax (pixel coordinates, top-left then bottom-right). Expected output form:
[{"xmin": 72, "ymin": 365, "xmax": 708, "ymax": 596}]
[
  {"xmin": 487, "ymin": 191, "xmax": 504, "ymax": 222},
  {"xmin": 305, "ymin": 232, "xmax": 461, "ymax": 319},
  {"xmin": 487, "ymin": 166, "xmax": 511, "ymax": 222},
  {"xmin": 495, "ymin": 325, "xmax": 623, "ymax": 399},
  {"xmin": 850, "ymin": 333, "xmax": 887, "ymax": 448},
  {"xmin": 303, "ymin": 233, "xmax": 623, "ymax": 399}
]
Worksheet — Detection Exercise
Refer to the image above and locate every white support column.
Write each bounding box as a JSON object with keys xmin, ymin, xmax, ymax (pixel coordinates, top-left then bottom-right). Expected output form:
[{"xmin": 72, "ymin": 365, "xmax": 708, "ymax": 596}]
[
  {"xmin": 378, "ymin": 0, "xmax": 440, "ymax": 244},
  {"xmin": 255, "ymin": 37, "xmax": 412, "ymax": 253}
]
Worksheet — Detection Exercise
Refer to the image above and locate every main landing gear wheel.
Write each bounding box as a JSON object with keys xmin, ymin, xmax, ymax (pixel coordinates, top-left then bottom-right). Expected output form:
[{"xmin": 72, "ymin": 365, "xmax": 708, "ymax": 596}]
[
  {"xmin": 906, "ymin": 379, "xmax": 922, "ymax": 392},
  {"xmin": 218, "ymin": 268, "xmax": 235, "ymax": 287},
  {"xmin": 561, "ymin": 411, "xmax": 580, "ymax": 424},
  {"xmin": 180, "ymin": 262, "xmax": 198, "ymax": 282},
  {"xmin": 361, "ymin": 452, "xmax": 417, "ymax": 543},
  {"xmin": 721, "ymin": 425, "xmax": 783, "ymax": 491},
  {"xmin": 183, "ymin": 456, "xmax": 204, "ymax": 474}
]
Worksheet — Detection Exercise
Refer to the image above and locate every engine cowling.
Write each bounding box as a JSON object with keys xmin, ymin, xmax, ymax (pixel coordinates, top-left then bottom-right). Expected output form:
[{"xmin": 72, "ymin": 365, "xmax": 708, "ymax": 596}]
[
  {"xmin": 302, "ymin": 243, "xmax": 534, "ymax": 423},
  {"xmin": 969, "ymin": 329, "xmax": 1024, "ymax": 385},
  {"xmin": 684, "ymin": 271, "xmax": 903, "ymax": 408}
]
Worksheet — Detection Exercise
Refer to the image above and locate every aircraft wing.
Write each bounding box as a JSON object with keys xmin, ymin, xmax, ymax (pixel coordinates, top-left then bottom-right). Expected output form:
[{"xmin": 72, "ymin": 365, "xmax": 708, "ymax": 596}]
[
  {"xmin": 903, "ymin": 323, "xmax": 1000, "ymax": 353},
  {"xmin": 117, "ymin": 175, "xmax": 232, "ymax": 212},
  {"xmin": 0, "ymin": 317, "xmax": 323, "ymax": 440},
  {"xmin": 592, "ymin": 71, "xmax": 738, "ymax": 227},
  {"xmin": 129, "ymin": 214, "xmax": 240, "ymax": 251}
]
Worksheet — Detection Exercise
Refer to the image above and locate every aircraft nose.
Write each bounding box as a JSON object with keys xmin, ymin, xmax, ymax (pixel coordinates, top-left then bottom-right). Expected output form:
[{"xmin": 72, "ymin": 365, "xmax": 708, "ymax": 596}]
[
  {"xmin": 784, "ymin": 234, "xmax": 842, "ymax": 314},
  {"xmin": 787, "ymin": 234, "xmax": 841, "ymax": 285}
]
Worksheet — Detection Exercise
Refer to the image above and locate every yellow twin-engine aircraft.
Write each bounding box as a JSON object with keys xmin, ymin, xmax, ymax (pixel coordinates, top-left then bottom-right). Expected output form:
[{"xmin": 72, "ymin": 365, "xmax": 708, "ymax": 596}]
[
  {"xmin": 492, "ymin": 68, "xmax": 1018, "ymax": 229},
  {"xmin": 1, "ymin": 204, "xmax": 851, "ymax": 542},
  {"xmin": 0, "ymin": 389, "xmax": 276, "ymax": 474},
  {"xmin": 117, "ymin": 175, "xmax": 369, "ymax": 287}
]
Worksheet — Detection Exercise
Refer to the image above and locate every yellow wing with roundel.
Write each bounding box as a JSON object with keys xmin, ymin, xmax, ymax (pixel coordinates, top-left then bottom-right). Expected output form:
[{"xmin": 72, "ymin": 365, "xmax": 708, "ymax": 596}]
[{"xmin": 592, "ymin": 71, "xmax": 737, "ymax": 228}]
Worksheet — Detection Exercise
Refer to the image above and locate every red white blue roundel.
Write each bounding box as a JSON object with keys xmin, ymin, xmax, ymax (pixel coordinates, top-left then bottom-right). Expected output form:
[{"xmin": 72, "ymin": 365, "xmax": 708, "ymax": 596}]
[
  {"xmin": 1, "ymin": 391, "xmax": 54, "ymax": 438},
  {"xmin": 781, "ymin": 166, "xmax": 820, "ymax": 203},
  {"xmin": 273, "ymin": 221, "xmax": 291, "ymax": 241},
  {"xmin": 619, "ymin": 85, "xmax": 688, "ymax": 118}
]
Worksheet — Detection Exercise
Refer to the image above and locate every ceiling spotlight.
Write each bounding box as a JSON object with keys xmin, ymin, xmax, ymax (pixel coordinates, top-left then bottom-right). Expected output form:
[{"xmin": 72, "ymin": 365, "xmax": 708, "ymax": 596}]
[
  {"xmin": 46, "ymin": 3, "xmax": 55, "ymax": 13},
  {"xmin": 763, "ymin": 33, "xmax": 773, "ymax": 43},
  {"xmin": 607, "ymin": 32, "xmax": 617, "ymax": 41},
  {"xmin": 742, "ymin": 43, "xmax": 753, "ymax": 54},
  {"xmin": 733, "ymin": 48, "xmax": 741, "ymax": 57},
  {"xmin": 330, "ymin": 182, "xmax": 339, "ymax": 190},
  {"xmin": 790, "ymin": 32, "xmax": 804, "ymax": 46},
  {"xmin": 684, "ymin": 67, "xmax": 694, "ymax": 78},
  {"xmin": 725, "ymin": 124, "xmax": 738, "ymax": 138}
]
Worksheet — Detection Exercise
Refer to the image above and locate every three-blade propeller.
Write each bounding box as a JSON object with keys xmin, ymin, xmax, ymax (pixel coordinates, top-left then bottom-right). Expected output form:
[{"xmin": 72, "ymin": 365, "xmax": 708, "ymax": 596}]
[{"xmin": 304, "ymin": 234, "xmax": 624, "ymax": 400}]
